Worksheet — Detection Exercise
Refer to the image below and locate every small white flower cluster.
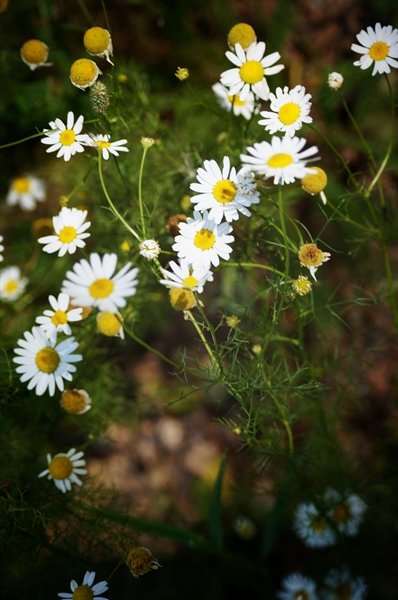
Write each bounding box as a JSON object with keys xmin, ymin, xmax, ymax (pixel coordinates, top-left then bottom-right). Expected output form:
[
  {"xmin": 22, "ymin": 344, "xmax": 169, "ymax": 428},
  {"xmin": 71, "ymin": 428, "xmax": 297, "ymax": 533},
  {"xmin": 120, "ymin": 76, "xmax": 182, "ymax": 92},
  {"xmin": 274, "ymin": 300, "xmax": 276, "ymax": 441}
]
[
  {"xmin": 161, "ymin": 155, "xmax": 261, "ymax": 297},
  {"xmin": 278, "ymin": 568, "xmax": 366, "ymax": 600},
  {"xmin": 41, "ymin": 111, "xmax": 129, "ymax": 162},
  {"xmin": 293, "ymin": 488, "xmax": 367, "ymax": 549},
  {"xmin": 0, "ymin": 231, "xmax": 28, "ymax": 303}
]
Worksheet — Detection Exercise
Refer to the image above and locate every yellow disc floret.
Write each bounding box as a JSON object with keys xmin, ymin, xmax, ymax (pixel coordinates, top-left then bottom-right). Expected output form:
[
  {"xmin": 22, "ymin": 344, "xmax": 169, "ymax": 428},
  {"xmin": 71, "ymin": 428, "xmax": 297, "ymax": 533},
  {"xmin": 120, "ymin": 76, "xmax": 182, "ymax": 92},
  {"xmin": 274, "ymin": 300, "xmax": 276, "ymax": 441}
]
[
  {"xmin": 71, "ymin": 584, "xmax": 93, "ymax": 600},
  {"xmin": 96, "ymin": 311, "xmax": 122, "ymax": 337},
  {"xmin": 12, "ymin": 177, "xmax": 31, "ymax": 194},
  {"xmin": 182, "ymin": 275, "xmax": 199, "ymax": 289},
  {"xmin": 194, "ymin": 228, "xmax": 216, "ymax": 250},
  {"xmin": 169, "ymin": 288, "xmax": 196, "ymax": 311},
  {"xmin": 60, "ymin": 389, "xmax": 90, "ymax": 414},
  {"xmin": 369, "ymin": 41, "xmax": 389, "ymax": 61},
  {"xmin": 83, "ymin": 26, "xmax": 111, "ymax": 55},
  {"xmin": 20, "ymin": 39, "xmax": 49, "ymax": 69},
  {"xmin": 51, "ymin": 310, "xmax": 68, "ymax": 326},
  {"xmin": 48, "ymin": 455, "xmax": 73, "ymax": 480},
  {"xmin": 298, "ymin": 243, "xmax": 325, "ymax": 267},
  {"xmin": 240, "ymin": 60, "xmax": 264, "ymax": 84},
  {"xmin": 278, "ymin": 102, "xmax": 301, "ymax": 125},
  {"xmin": 89, "ymin": 278, "xmax": 114, "ymax": 299},
  {"xmin": 227, "ymin": 23, "xmax": 256, "ymax": 50},
  {"xmin": 58, "ymin": 226, "xmax": 77, "ymax": 243},
  {"xmin": 70, "ymin": 58, "xmax": 101, "ymax": 90},
  {"xmin": 213, "ymin": 180, "xmax": 237, "ymax": 204},
  {"xmin": 301, "ymin": 167, "xmax": 327, "ymax": 195},
  {"xmin": 292, "ymin": 275, "xmax": 312, "ymax": 296},
  {"xmin": 5, "ymin": 280, "xmax": 18, "ymax": 294},
  {"xmin": 267, "ymin": 153, "xmax": 293, "ymax": 168},
  {"xmin": 35, "ymin": 347, "xmax": 60, "ymax": 373}
]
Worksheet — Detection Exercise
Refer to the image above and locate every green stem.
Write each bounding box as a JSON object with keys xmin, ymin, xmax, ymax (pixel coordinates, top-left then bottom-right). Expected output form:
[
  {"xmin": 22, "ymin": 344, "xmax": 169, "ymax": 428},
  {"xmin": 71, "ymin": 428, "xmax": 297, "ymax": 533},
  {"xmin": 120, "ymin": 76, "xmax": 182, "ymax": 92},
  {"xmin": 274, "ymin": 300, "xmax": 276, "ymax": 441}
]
[
  {"xmin": 138, "ymin": 146, "xmax": 150, "ymax": 238},
  {"xmin": 97, "ymin": 154, "xmax": 141, "ymax": 241},
  {"xmin": 222, "ymin": 262, "xmax": 284, "ymax": 277},
  {"xmin": 0, "ymin": 131, "xmax": 44, "ymax": 150},
  {"xmin": 277, "ymin": 186, "xmax": 290, "ymax": 277},
  {"xmin": 185, "ymin": 310, "xmax": 221, "ymax": 375},
  {"xmin": 342, "ymin": 98, "xmax": 377, "ymax": 170},
  {"xmin": 122, "ymin": 322, "xmax": 179, "ymax": 369},
  {"xmin": 380, "ymin": 240, "xmax": 398, "ymax": 330}
]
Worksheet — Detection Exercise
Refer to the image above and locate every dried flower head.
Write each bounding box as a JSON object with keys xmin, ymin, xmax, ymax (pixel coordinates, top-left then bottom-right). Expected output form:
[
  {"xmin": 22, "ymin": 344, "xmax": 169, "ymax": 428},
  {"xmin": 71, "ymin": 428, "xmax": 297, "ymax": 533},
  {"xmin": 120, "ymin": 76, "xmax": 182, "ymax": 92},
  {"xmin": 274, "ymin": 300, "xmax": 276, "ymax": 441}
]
[
  {"xmin": 298, "ymin": 243, "xmax": 331, "ymax": 280},
  {"xmin": 60, "ymin": 389, "xmax": 92, "ymax": 415},
  {"xmin": 227, "ymin": 23, "xmax": 256, "ymax": 50},
  {"xmin": 89, "ymin": 81, "xmax": 111, "ymax": 113},
  {"xmin": 166, "ymin": 214, "xmax": 188, "ymax": 237},
  {"xmin": 20, "ymin": 39, "xmax": 51, "ymax": 70},
  {"xmin": 83, "ymin": 26, "xmax": 113, "ymax": 64},
  {"xmin": 140, "ymin": 136, "xmax": 155, "ymax": 149},
  {"xmin": 169, "ymin": 287, "xmax": 196, "ymax": 311},
  {"xmin": 126, "ymin": 546, "xmax": 161, "ymax": 578},
  {"xmin": 96, "ymin": 311, "xmax": 124, "ymax": 338},
  {"xmin": 70, "ymin": 58, "xmax": 102, "ymax": 90},
  {"xmin": 139, "ymin": 239, "xmax": 161, "ymax": 260}
]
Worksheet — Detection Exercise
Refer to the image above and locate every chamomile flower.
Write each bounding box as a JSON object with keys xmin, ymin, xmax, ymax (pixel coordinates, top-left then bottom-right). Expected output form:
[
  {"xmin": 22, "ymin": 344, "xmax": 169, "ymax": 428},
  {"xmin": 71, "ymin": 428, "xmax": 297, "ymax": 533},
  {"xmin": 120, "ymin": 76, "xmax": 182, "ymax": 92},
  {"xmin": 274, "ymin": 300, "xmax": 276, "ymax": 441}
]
[
  {"xmin": 96, "ymin": 311, "xmax": 124, "ymax": 339},
  {"xmin": 324, "ymin": 488, "xmax": 367, "ymax": 536},
  {"xmin": 58, "ymin": 571, "xmax": 109, "ymax": 599},
  {"xmin": 20, "ymin": 39, "xmax": 51, "ymax": 70},
  {"xmin": 6, "ymin": 174, "xmax": 46, "ymax": 210},
  {"xmin": 278, "ymin": 573, "xmax": 318, "ymax": 600},
  {"xmin": 62, "ymin": 252, "xmax": 139, "ymax": 312},
  {"xmin": 227, "ymin": 23, "xmax": 257, "ymax": 50},
  {"xmin": 298, "ymin": 243, "xmax": 331, "ymax": 280},
  {"xmin": 351, "ymin": 23, "xmax": 398, "ymax": 76},
  {"xmin": 39, "ymin": 448, "xmax": 86, "ymax": 494},
  {"xmin": 258, "ymin": 85, "xmax": 313, "ymax": 136},
  {"xmin": 212, "ymin": 82, "xmax": 259, "ymax": 120},
  {"xmin": 172, "ymin": 210, "xmax": 234, "ymax": 269},
  {"xmin": 292, "ymin": 275, "xmax": 312, "ymax": 296},
  {"xmin": 189, "ymin": 156, "xmax": 260, "ymax": 224},
  {"xmin": 88, "ymin": 133, "xmax": 129, "ymax": 160},
  {"xmin": 13, "ymin": 327, "xmax": 82, "ymax": 396},
  {"xmin": 60, "ymin": 389, "xmax": 92, "ymax": 415},
  {"xmin": 301, "ymin": 166, "xmax": 328, "ymax": 205},
  {"xmin": 83, "ymin": 26, "xmax": 113, "ymax": 64},
  {"xmin": 328, "ymin": 72, "xmax": 344, "ymax": 90},
  {"xmin": 38, "ymin": 207, "xmax": 91, "ymax": 256},
  {"xmin": 294, "ymin": 501, "xmax": 336, "ymax": 548},
  {"xmin": 35, "ymin": 293, "xmax": 83, "ymax": 340},
  {"xmin": 220, "ymin": 41, "xmax": 284, "ymax": 101},
  {"xmin": 322, "ymin": 567, "xmax": 367, "ymax": 600},
  {"xmin": 159, "ymin": 260, "xmax": 214, "ymax": 293},
  {"xmin": 0, "ymin": 235, "xmax": 4, "ymax": 262},
  {"xmin": 240, "ymin": 135, "xmax": 319, "ymax": 185},
  {"xmin": 41, "ymin": 111, "xmax": 91, "ymax": 161},
  {"xmin": 0, "ymin": 266, "xmax": 28, "ymax": 301},
  {"xmin": 70, "ymin": 58, "xmax": 102, "ymax": 90},
  {"xmin": 139, "ymin": 239, "xmax": 161, "ymax": 260}
]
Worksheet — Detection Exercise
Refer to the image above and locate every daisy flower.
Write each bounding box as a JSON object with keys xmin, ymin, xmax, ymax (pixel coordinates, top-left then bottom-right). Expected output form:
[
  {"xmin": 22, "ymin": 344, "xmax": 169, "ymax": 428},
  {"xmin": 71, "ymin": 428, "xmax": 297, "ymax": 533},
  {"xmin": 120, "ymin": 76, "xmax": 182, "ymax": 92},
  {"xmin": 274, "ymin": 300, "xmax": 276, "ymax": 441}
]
[
  {"xmin": 324, "ymin": 488, "xmax": 367, "ymax": 536},
  {"xmin": 20, "ymin": 38, "xmax": 51, "ymax": 70},
  {"xmin": 58, "ymin": 571, "xmax": 109, "ymax": 599},
  {"xmin": 83, "ymin": 26, "xmax": 114, "ymax": 64},
  {"xmin": 13, "ymin": 327, "xmax": 82, "ymax": 396},
  {"xmin": 258, "ymin": 85, "xmax": 313, "ymax": 136},
  {"xmin": 35, "ymin": 292, "xmax": 83, "ymax": 339},
  {"xmin": 240, "ymin": 135, "xmax": 319, "ymax": 185},
  {"xmin": 351, "ymin": 23, "xmax": 398, "ymax": 76},
  {"xmin": 293, "ymin": 501, "xmax": 336, "ymax": 548},
  {"xmin": 62, "ymin": 252, "xmax": 139, "ymax": 312},
  {"xmin": 41, "ymin": 111, "xmax": 91, "ymax": 161},
  {"xmin": 6, "ymin": 174, "xmax": 46, "ymax": 211},
  {"xmin": 88, "ymin": 133, "xmax": 129, "ymax": 160},
  {"xmin": 60, "ymin": 389, "xmax": 92, "ymax": 415},
  {"xmin": 322, "ymin": 567, "xmax": 367, "ymax": 600},
  {"xmin": 159, "ymin": 260, "xmax": 214, "ymax": 294},
  {"xmin": 38, "ymin": 207, "xmax": 91, "ymax": 256},
  {"xmin": 39, "ymin": 448, "xmax": 87, "ymax": 494},
  {"xmin": 212, "ymin": 82, "xmax": 259, "ymax": 120},
  {"xmin": 0, "ymin": 266, "xmax": 28, "ymax": 301},
  {"xmin": 328, "ymin": 71, "xmax": 344, "ymax": 90},
  {"xmin": 70, "ymin": 58, "xmax": 102, "ymax": 90},
  {"xmin": 139, "ymin": 239, "xmax": 161, "ymax": 260},
  {"xmin": 277, "ymin": 573, "xmax": 318, "ymax": 600},
  {"xmin": 298, "ymin": 243, "xmax": 331, "ymax": 280},
  {"xmin": 172, "ymin": 210, "xmax": 234, "ymax": 269},
  {"xmin": 292, "ymin": 275, "xmax": 312, "ymax": 297},
  {"xmin": 189, "ymin": 156, "xmax": 260, "ymax": 223},
  {"xmin": 0, "ymin": 235, "xmax": 4, "ymax": 262},
  {"xmin": 220, "ymin": 41, "xmax": 284, "ymax": 101}
]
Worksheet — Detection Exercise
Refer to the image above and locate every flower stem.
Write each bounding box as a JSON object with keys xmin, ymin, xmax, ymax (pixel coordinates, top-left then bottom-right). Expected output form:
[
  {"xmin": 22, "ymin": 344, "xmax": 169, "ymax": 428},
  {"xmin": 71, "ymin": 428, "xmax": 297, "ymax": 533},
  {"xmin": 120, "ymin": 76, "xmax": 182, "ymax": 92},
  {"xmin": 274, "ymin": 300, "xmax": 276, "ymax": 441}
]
[
  {"xmin": 138, "ymin": 146, "xmax": 150, "ymax": 238},
  {"xmin": 0, "ymin": 130, "xmax": 44, "ymax": 150},
  {"xmin": 278, "ymin": 186, "xmax": 290, "ymax": 277},
  {"xmin": 380, "ymin": 239, "xmax": 398, "ymax": 330},
  {"xmin": 122, "ymin": 322, "xmax": 179, "ymax": 369},
  {"xmin": 97, "ymin": 154, "xmax": 141, "ymax": 241},
  {"xmin": 185, "ymin": 310, "xmax": 222, "ymax": 376}
]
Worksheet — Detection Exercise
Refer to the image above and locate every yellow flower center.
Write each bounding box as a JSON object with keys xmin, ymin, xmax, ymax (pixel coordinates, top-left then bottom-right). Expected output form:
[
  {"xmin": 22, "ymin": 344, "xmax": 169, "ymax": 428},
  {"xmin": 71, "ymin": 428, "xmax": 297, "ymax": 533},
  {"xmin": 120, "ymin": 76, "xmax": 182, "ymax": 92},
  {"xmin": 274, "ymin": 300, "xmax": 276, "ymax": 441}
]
[
  {"xmin": 333, "ymin": 503, "xmax": 350, "ymax": 523},
  {"xmin": 194, "ymin": 228, "xmax": 216, "ymax": 250},
  {"xmin": 301, "ymin": 167, "xmax": 327, "ymax": 194},
  {"xmin": 20, "ymin": 39, "xmax": 48, "ymax": 64},
  {"xmin": 213, "ymin": 179, "xmax": 237, "ymax": 204},
  {"xmin": 96, "ymin": 140, "xmax": 111, "ymax": 149},
  {"xmin": 35, "ymin": 347, "xmax": 60, "ymax": 373},
  {"xmin": 4, "ymin": 279, "xmax": 18, "ymax": 293},
  {"xmin": 298, "ymin": 243, "xmax": 324, "ymax": 267},
  {"xmin": 83, "ymin": 26, "xmax": 111, "ymax": 54},
  {"xmin": 293, "ymin": 591, "xmax": 309, "ymax": 600},
  {"xmin": 267, "ymin": 153, "xmax": 293, "ymax": 168},
  {"xmin": 51, "ymin": 310, "xmax": 68, "ymax": 326},
  {"xmin": 278, "ymin": 101, "xmax": 301, "ymax": 125},
  {"xmin": 12, "ymin": 177, "xmax": 30, "ymax": 194},
  {"xmin": 72, "ymin": 584, "xmax": 93, "ymax": 600},
  {"xmin": 48, "ymin": 455, "xmax": 73, "ymax": 480},
  {"xmin": 292, "ymin": 276, "xmax": 312, "ymax": 296},
  {"xmin": 169, "ymin": 288, "xmax": 196, "ymax": 311},
  {"xmin": 334, "ymin": 583, "xmax": 353, "ymax": 600},
  {"xmin": 89, "ymin": 278, "xmax": 114, "ymax": 299},
  {"xmin": 310, "ymin": 515, "xmax": 327, "ymax": 532},
  {"xmin": 369, "ymin": 41, "xmax": 389, "ymax": 61},
  {"xmin": 227, "ymin": 94, "xmax": 246, "ymax": 107},
  {"xmin": 240, "ymin": 60, "xmax": 264, "ymax": 84},
  {"xmin": 175, "ymin": 67, "xmax": 189, "ymax": 81},
  {"xmin": 227, "ymin": 23, "xmax": 256, "ymax": 49},
  {"xmin": 59, "ymin": 130, "xmax": 76, "ymax": 146},
  {"xmin": 96, "ymin": 312, "xmax": 121, "ymax": 336},
  {"xmin": 58, "ymin": 225, "xmax": 77, "ymax": 243},
  {"xmin": 182, "ymin": 275, "xmax": 199, "ymax": 289},
  {"xmin": 60, "ymin": 390, "xmax": 89, "ymax": 414},
  {"xmin": 70, "ymin": 58, "xmax": 99, "ymax": 87}
]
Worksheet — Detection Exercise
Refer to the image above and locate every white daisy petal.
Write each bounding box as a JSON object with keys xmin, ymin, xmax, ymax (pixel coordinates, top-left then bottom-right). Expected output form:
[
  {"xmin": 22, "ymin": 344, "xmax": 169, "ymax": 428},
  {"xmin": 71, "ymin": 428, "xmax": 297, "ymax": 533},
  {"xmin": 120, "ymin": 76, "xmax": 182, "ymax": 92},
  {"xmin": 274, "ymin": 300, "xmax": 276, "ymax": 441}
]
[{"xmin": 351, "ymin": 23, "xmax": 398, "ymax": 76}]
